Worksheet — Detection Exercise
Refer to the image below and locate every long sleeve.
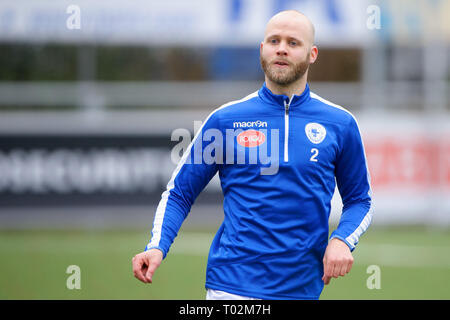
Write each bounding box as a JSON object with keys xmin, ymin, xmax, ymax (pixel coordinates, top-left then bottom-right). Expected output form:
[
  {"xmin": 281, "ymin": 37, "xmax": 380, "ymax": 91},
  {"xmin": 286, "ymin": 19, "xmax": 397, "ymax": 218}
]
[
  {"xmin": 144, "ymin": 112, "xmax": 221, "ymax": 258},
  {"xmin": 330, "ymin": 116, "xmax": 374, "ymax": 251}
]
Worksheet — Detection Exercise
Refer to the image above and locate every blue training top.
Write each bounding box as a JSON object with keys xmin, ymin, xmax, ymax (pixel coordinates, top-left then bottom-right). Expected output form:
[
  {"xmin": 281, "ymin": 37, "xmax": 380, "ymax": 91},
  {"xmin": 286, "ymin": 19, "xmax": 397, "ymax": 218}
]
[{"xmin": 145, "ymin": 83, "xmax": 373, "ymax": 300}]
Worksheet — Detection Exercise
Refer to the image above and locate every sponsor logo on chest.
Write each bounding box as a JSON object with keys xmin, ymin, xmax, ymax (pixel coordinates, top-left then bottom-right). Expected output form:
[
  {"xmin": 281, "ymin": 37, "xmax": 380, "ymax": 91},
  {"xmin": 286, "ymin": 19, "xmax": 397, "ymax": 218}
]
[{"xmin": 236, "ymin": 129, "xmax": 266, "ymax": 147}]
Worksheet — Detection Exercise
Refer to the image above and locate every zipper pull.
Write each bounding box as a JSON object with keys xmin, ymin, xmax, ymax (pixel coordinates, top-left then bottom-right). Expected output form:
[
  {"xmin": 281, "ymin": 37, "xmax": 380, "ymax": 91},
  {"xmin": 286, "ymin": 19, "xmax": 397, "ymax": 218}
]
[
  {"xmin": 285, "ymin": 95, "xmax": 294, "ymax": 112},
  {"xmin": 283, "ymin": 99, "xmax": 290, "ymax": 162}
]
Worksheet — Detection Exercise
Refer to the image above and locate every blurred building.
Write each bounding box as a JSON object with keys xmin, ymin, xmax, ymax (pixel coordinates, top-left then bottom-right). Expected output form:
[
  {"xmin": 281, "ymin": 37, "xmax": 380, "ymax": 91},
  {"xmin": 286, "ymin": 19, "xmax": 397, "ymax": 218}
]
[{"xmin": 0, "ymin": 0, "xmax": 448, "ymax": 228}]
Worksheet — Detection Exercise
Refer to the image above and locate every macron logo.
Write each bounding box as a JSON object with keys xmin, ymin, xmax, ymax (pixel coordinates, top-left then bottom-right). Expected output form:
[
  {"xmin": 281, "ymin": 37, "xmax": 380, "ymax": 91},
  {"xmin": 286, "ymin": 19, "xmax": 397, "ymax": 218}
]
[{"xmin": 233, "ymin": 120, "xmax": 268, "ymax": 129}]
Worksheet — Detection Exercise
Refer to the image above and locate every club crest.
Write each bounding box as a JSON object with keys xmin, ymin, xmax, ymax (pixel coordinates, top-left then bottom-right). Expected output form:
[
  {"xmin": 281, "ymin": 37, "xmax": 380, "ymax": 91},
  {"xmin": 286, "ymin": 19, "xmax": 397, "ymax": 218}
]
[{"xmin": 305, "ymin": 122, "xmax": 326, "ymax": 144}]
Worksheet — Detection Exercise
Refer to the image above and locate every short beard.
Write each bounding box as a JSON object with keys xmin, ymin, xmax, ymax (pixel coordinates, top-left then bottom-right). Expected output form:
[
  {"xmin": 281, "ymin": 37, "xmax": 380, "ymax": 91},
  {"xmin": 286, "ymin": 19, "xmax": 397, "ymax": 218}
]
[{"xmin": 260, "ymin": 55, "xmax": 310, "ymax": 86}]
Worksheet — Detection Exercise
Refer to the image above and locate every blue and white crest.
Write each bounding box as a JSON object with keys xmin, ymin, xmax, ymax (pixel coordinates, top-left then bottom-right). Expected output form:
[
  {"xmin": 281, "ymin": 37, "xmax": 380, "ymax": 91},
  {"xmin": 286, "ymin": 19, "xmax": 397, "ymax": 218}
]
[{"xmin": 305, "ymin": 122, "xmax": 326, "ymax": 144}]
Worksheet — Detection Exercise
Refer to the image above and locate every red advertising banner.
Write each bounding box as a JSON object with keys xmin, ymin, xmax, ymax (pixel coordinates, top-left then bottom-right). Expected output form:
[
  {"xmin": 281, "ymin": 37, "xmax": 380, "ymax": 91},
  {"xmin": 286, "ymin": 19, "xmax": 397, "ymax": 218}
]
[{"xmin": 365, "ymin": 136, "xmax": 450, "ymax": 191}]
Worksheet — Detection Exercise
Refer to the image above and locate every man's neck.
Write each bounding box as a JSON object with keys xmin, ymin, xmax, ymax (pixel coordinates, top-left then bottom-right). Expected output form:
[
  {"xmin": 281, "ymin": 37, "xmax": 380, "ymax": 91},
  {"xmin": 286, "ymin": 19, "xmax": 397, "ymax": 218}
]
[{"xmin": 265, "ymin": 76, "xmax": 307, "ymax": 99}]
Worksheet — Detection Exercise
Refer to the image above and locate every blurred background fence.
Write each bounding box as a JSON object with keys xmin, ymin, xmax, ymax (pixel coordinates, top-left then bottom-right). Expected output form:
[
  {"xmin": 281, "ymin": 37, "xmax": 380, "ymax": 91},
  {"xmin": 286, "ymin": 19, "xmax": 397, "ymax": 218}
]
[{"xmin": 0, "ymin": 0, "xmax": 449, "ymax": 229}]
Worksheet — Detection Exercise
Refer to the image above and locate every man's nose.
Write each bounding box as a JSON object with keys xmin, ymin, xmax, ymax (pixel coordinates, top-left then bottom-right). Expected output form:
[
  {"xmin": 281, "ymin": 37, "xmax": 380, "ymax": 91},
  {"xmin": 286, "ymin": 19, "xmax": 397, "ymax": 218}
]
[
  {"xmin": 277, "ymin": 44, "xmax": 287, "ymax": 56},
  {"xmin": 276, "ymin": 42, "xmax": 288, "ymax": 56}
]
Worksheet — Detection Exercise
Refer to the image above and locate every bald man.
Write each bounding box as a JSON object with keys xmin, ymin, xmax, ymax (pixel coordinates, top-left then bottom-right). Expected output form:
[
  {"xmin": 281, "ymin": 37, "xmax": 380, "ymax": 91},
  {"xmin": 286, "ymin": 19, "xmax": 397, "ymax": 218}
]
[
  {"xmin": 132, "ymin": 10, "xmax": 373, "ymax": 300},
  {"xmin": 260, "ymin": 10, "xmax": 317, "ymax": 98}
]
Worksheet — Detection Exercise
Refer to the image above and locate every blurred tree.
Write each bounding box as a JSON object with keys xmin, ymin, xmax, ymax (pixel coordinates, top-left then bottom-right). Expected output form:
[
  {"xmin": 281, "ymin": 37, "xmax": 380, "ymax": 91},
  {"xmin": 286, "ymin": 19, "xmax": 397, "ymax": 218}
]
[
  {"xmin": 0, "ymin": 44, "xmax": 77, "ymax": 81},
  {"xmin": 308, "ymin": 48, "xmax": 361, "ymax": 82}
]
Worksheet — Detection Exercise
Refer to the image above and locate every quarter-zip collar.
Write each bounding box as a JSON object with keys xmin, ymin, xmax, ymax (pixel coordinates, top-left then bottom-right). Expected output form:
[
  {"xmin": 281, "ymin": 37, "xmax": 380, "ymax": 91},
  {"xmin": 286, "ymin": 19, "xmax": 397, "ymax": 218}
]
[{"xmin": 258, "ymin": 82, "xmax": 311, "ymax": 108}]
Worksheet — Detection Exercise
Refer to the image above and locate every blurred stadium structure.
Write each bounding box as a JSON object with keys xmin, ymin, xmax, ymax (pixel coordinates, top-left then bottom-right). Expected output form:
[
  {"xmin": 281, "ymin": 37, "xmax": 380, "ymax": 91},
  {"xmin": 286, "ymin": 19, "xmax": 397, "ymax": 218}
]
[{"xmin": 0, "ymin": 0, "xmax": 449, "ymax": 229}]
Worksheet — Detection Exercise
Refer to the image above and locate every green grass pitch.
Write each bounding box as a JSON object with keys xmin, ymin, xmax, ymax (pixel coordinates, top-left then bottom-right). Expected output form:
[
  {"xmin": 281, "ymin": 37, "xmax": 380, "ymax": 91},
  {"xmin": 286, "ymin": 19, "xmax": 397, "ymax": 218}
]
[{"xmin": 0, "ymin": 226, "xmax": 449, "ymax": 299}]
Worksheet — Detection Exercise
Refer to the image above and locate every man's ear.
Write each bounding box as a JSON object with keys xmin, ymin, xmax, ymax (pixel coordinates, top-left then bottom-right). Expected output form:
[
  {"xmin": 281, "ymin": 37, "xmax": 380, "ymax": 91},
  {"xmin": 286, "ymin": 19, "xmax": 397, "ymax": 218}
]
[
  {"xmin": 260, "ymin": 41, "xmax": 264, "ymax": 54},
  {"xmin": 310, "ymin": 46, "xmax": 318, "ymax": 64}
]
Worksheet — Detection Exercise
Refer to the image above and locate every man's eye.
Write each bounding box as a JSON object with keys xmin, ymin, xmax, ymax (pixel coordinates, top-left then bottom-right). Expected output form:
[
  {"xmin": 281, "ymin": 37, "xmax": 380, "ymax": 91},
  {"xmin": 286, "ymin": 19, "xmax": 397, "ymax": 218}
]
[
  {"xmin": 290, "ymin": 41, "xmax": 297, "ymax": 46},
  {"xmin": 270, "ymin": 39, "xmax": 278, "ymax": 44}
]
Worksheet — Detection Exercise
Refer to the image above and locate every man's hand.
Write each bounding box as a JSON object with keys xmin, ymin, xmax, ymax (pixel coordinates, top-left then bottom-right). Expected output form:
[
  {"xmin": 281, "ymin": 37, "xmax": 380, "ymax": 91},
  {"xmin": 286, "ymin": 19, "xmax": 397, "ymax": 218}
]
[
  {"xmin": 322, "ymin": 238, "xmax": 354, "ymax": 285},
  {"xmin": 132, "ymin": 249, "xmax": 163, "ymax": 284}
]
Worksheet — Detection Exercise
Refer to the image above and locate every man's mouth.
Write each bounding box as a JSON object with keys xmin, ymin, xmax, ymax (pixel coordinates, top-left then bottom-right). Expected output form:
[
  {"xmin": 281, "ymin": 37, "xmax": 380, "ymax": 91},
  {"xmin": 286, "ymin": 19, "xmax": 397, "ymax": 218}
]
[{"xmin": 273, "ymin": 61, "xmax": 290, "ymax": 67}]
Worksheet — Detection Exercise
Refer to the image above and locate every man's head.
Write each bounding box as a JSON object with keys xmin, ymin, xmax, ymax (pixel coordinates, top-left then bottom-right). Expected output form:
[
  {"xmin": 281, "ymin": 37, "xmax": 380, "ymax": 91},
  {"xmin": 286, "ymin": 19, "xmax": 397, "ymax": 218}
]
[{"xmin": 260, "ymin": 10, "xmax": 318, "ymax": 87}]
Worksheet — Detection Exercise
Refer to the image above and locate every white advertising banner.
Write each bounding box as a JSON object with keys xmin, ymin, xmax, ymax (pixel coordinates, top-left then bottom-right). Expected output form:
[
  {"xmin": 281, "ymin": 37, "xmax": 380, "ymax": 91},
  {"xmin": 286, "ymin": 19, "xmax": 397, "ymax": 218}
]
[{"xmin": 0, "ymin": 0, "xmax": 375, "ymax": 46}]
